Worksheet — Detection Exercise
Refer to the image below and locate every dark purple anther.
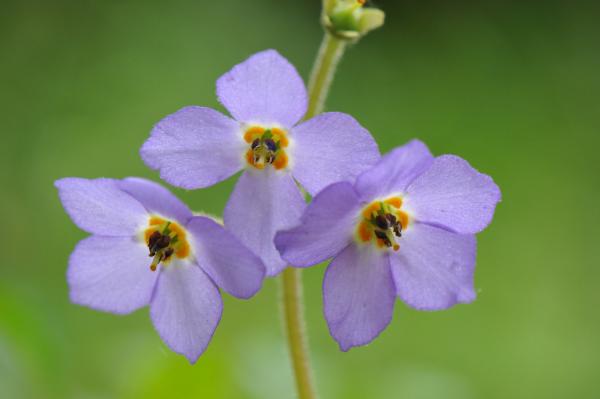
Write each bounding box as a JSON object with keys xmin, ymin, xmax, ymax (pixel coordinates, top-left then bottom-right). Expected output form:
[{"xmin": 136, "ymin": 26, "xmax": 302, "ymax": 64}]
[
  {"xmin": 155, "ymin": 235, "xmax": 171, "ymax": 250},
  {"xmin": 148, "ymin": 230, "xmax": 161, "ymax": 247},
  {"xmin": 264, "ymin": 138, "xmax": 277, "ymax": 152},
  {"xmin": 375, "ymin": 215, "xmax": 389, "ymax": 230}
]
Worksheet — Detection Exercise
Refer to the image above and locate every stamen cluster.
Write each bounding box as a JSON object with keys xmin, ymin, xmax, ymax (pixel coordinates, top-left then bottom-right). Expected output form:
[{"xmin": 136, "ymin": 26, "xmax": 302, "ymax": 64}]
[
  {"xmin": 145, "ymin": 217, "xmax": 190, "ymax": 271},
  {"xmin": 357, "ymin": 198, "xmax": 408, "ymax": 251},
  {"xmin": 372, "ymin": 212, "xmax": 402, "ymax": 249},
  {"xmin": 244, "ymin": 127, "xmax": 289, "ymax": 170}
]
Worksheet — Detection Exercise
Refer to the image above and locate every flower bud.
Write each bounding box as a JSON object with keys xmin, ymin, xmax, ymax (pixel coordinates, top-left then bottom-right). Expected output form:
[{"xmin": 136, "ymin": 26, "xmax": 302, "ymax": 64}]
[{"xmin": 322, "ymin": 0, "xmax": 385, "ymax": 41}]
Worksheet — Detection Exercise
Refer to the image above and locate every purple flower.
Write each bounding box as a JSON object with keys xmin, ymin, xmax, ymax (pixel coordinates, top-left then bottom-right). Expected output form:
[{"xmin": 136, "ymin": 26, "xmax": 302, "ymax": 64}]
[
  {"xmin": 140, "ymin": 49, "xmax": 380, "ymax": 276},
  {"xmin": 275, "ymin": 140, "xmax": 501, "ymax": 351},
  {"xmin": 55, "ymin": 177, "xmax": 265, "ymax": 363}
]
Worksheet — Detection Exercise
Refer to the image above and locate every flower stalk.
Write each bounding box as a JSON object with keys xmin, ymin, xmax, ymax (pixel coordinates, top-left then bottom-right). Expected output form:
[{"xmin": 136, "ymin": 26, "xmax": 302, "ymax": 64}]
[
  {"xmin": 281, "ymin": 1, "xmax": 386, "ymax": 394},
  {"xmin": 281, "ymin": 267, "xmax": 317, "ymax": 399},
  {"xmin": 306, "ymin": 33, "xmax": 347, "ymax": 118},
  {"xmin": 280, "ymin": 31, "xmax": 350, "ymax": 399}
]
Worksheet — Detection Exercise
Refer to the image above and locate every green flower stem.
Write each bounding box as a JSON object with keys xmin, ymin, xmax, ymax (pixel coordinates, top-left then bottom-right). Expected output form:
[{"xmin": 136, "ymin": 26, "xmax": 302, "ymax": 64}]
[
  {"xmin": 306, "ymin": 33, "xmax": 347, "ymax": 118},
  {"xmin": 281, "ymin": 268, "xmax": 317, "ymax": 399},
  {"xmin": 280, "ymin": 32, "xmax": 348, "ymax": 399}
]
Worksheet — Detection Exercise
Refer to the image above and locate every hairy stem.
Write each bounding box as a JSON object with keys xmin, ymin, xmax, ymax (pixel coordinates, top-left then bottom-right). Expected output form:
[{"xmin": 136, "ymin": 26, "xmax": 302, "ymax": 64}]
[
  {"xmin": 306, "ymin": 33, "xmax": 347, "ymax": 118},
  {"xmin": 281, "ymin": 268, "xmax": 317, "ymax": 399},
  {"xmin": 280, "ymin": 32, "xmax": 347, "ymax": 399}
]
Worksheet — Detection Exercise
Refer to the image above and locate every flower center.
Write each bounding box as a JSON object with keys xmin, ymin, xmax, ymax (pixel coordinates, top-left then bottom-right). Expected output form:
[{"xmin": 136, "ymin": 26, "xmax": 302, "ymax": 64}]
[
  {"xmin": 356, "ymin": 197, "xmax": 409, "ymax": 251},
  {"xmin": 144, "ymin": 216, "xmax": 190, "ymax": 271},
  {"xmin": 244, "ymin": 126, "xmax": 289, "ymax": 170}
]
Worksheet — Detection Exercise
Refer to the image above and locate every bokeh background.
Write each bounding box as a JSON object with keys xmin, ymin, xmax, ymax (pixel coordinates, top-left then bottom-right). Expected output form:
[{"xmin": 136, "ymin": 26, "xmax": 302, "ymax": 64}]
[{"xmin": 1, "ymin": 0, "xmax": 599, "ymax": 398}]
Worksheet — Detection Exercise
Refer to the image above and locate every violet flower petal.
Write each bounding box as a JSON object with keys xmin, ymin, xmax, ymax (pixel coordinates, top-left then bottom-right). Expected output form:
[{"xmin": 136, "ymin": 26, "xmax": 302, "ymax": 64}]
[
  {"xmin": 390, "ymin": 223, "xmax": 477, "ymax": 310},
  {"xmin": 354, "ymin": 139, "xmax": 434, "ymax": 202},
  {"xmin": 224, "ymin": 169, "xmax": 306, "ymax": 276},
  {"xmin": 67, "ymin": 236, "xmax": 158, "ymax": 314},
  {"xmin": 55, "ymin": 178, "xmax": 148, "ymax": 236},
  {"xmin": 118, "ymin": 177, "xmax": 193, "ymax": 224},
  {"xmin": 291, "ymin": 112, "xmax": 380, "ymax": 196},
  {"xmin": 140, "ymin": 106, "xmax": 243, "ymax": 190},
  {"xmin": 216, "ymin": 49, "xmax": 308, "ymax": 127},
  {"xmin": 186, "ymin": 216, "xmax": 266, "ymax": 299},
  {"xmin": 150, "ymin": 262, "xmax": 222, "ymax": 364},
  {"xmin": 406, "ymin": 155, "xmax": 501, "ymax": 234},
  {"xmin": 323, "ymin": 245, "xmax": 396, "ymax": 351},
  {"xmin": 275, "ymin": 182, "xmax": 361, "ymax": 267}
]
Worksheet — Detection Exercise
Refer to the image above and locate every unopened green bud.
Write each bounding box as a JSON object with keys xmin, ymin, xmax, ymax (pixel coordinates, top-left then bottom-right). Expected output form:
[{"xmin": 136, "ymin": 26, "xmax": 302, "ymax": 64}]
[{"xmin": 322, "ymin": 0, "xmax": 385, "ymax": 41}]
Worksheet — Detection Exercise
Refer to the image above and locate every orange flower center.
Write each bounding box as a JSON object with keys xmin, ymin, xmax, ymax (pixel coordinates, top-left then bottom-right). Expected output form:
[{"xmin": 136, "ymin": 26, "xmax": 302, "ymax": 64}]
[
  {"xmin": 356, "ymin": 197, "xmax": 409, "ymax": 251},
  {"xmin": 243, "ymin": 126, "xmax": 289, "ymax": 170},
  {"xmin": 144, "ymin": 216, "xmax": 190, "ymax": 271}
]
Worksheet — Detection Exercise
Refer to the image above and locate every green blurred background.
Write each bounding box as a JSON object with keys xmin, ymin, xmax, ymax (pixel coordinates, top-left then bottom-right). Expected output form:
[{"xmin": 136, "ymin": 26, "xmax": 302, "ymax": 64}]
[{"xmin": 1, "ymin": 0, "xmax": 599, "ymax": 398}]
